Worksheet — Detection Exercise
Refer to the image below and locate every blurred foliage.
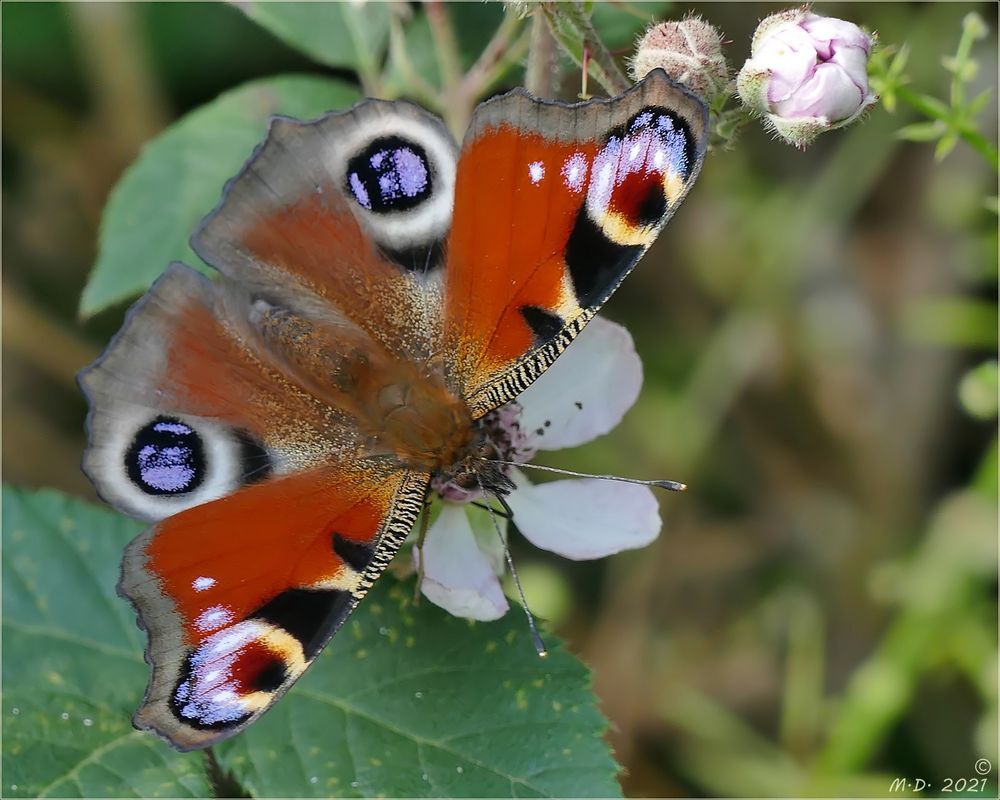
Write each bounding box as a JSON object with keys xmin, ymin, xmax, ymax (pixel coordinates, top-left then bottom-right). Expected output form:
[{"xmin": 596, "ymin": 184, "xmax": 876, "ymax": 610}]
[{"xmin": 2, "ymin": 1, "xmax": 997, "ymax": 797}]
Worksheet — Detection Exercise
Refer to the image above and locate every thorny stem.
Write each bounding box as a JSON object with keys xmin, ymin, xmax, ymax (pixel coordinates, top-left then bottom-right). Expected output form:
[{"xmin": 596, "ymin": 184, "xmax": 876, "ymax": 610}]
[
  {"xmin": 426, "ymin": 1, "xmax": 476, "ymax": 136},
  {"xmin": 540, "ymin": 1, "xmax": 629, "ymax": 96},
  {"xmin": 461, "ymin": 9, "xmax": 525, "ymax": 100},
  {"xmin": 387, "ymin": 11, "xmax": 439, "ymax": 107},
  {"xmin": 525, "ymin": 10, "xmax": 559, "ymax": 98},
  {"xmin": 342, "ymin": 3, "xmax": 383, "ymax": 97}
]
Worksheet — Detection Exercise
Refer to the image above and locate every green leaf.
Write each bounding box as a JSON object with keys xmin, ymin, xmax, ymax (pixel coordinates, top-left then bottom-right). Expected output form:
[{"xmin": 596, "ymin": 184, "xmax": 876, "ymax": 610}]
[
  {"xmin": 590, "ymin": 1, "xmax": 670, "ymax": 49},
  {"xmin": 3, "ymin": 487, "xmax": 622, "ymax": 798},
  {"xmin": 2, "ymin": 487, "xmax": 210, "ymax": 798},
  {"xmin": 966, "ymin": 87, "xmax": 993, "ymax": 117},
  {"xmin": 913, "ymin": 92, "xmax": 951, "ymax": 120},
  {"xmin": 959, "ymin": 360, "xmax": 999, "ymax": 420},
  {"xmin": 895, "ymin": 120, "xmax": 945, "ymax": 142},
  {"xmin": 80, "ymin": 76, "xmax": 360, "ymax": 318},
  {"xmin": 238, "ymin": 2, "xmax": 390, "ymax": 72},
  {"xmin": 934, "ymin": 129, "xmax": 961, "ymax": 160}
]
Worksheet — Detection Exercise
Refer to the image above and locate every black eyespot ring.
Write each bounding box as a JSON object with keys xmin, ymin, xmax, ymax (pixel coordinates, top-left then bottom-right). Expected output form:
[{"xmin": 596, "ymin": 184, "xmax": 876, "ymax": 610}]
[{"xmin": 345, "ymin": 136, "xmax": 433, "ymax": 213}]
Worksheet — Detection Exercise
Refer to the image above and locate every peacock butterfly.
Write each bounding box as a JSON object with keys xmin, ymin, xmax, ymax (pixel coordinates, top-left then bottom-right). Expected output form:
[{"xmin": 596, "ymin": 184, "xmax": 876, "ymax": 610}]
[{"xmin": 79, "ymin": 69, "xmax": 707, "ymax": 750}]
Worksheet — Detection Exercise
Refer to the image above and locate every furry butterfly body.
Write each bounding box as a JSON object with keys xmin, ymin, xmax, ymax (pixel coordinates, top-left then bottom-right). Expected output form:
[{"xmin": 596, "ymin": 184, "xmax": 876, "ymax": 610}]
[{"xmin": 79, "ymin": 70, "xmax": 707, "ymax": 750}]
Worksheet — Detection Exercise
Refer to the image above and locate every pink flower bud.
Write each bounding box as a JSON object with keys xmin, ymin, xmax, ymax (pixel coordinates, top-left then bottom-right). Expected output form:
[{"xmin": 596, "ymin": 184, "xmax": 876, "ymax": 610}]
[
  {"xmin": 630, "ymin": 16, "xmax": 730, "ymax": 103},
  {"xmin": 737, "ymin": 7, "xmax": 877, "ymax": 147}
]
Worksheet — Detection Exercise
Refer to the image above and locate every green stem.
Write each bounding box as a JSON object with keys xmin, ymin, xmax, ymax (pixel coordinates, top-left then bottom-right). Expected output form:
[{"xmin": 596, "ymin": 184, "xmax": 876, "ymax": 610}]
[
  {"xmin": 949, "ymin": 12, "xmax": 981, "ymax": 108},
  {"xmin": 476, "ymin": 29, "xmax": 532, "ymax": 99}
]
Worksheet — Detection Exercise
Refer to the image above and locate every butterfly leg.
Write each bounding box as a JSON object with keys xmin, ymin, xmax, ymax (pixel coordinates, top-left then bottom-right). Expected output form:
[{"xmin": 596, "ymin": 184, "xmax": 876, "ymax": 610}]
[
  {"xmin": 469, "ymin": 498, "xmax": 513, "ymax": 520},
  {"xmin": 412, "ymin": 498, "xmax": 433, "ymax": 604}
]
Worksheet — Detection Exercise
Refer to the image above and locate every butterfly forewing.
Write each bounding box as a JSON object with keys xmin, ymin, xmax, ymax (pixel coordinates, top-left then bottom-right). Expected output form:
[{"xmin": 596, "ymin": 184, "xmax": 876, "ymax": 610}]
[
  {"xmin": 443, "ymin": 69, "xmax": 708, "ymax": 416},
  {"xmin": 191, "ymin": 100, "xmax": 459, "ymax": 364}
]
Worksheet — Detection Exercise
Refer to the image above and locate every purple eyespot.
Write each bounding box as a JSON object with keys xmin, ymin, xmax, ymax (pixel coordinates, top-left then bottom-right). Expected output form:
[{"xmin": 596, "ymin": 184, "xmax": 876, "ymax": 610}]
[
  {"xmin": 349, "ymin": 173, "xmax": 371, "ymax": 210},
  {"xmin": 126, "ymin": 416, "xmax": 205, "ymax": 496},
  {"xmin": 345, "ymin": 136, "xmax": 432, "ymax": 213}
]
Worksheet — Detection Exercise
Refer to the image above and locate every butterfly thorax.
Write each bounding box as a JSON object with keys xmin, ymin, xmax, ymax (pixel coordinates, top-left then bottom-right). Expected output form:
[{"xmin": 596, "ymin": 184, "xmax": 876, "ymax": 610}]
[
  {"xmin": 370, "ymin": 367, "xmax": 475, "ymax": 472},
  {"xmin": 363, "ymin": 364, "xmax": 517, "ymax": 497},
  {"xmin": 250, "ymin": 298, "xmax": 476, "ymax": 472}
]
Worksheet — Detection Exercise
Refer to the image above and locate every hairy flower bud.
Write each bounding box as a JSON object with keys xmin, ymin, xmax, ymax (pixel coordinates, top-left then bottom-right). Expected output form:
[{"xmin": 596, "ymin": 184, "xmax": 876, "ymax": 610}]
[
  {"xmin": 630, "ymin": 16, "xmax": 730, "ymax": 103},
  {"xmin": 737, "ymin": 7, "xmax": 877, "ymax": 147}
]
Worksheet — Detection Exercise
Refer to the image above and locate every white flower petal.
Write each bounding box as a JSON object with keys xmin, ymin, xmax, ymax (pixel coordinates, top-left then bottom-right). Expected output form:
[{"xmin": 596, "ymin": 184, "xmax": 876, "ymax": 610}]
[
  {"xmin": 507, "ymin": 470, "xmax": 661, "ymax": 560},
  {"xmin": 516, "ymin": 316, "xmax": 642, "ymax": 451},
  {"xmin": 416, "ymin": 505, "xmax": 509, "ymax": 620}
]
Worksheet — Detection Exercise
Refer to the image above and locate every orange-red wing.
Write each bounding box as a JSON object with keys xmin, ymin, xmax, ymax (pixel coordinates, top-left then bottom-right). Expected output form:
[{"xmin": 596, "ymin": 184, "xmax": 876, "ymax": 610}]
[
  {"xmin": 120, "ymin": 463, "xmax": 429, "ymax": 750},
  {"xmin": 443, "ymin": 70, "xmax": 708, "ymax": 417}
]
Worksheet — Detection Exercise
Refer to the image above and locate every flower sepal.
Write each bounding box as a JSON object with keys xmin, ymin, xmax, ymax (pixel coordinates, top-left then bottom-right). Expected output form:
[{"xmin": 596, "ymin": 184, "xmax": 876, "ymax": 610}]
[{"xmin": 735, "ymin": 65, "xmax": 773, "ymax": 116}]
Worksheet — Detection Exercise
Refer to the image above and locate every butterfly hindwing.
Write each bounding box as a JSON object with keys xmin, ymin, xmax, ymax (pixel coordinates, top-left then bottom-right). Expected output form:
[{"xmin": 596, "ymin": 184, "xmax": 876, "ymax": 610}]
[
  {"xmin": 121, "ymin": 465, "xmax": 428, "ymax": 750},
  {"xmin": 79, "ymin": 260, "xmax": 433, "ymax": 749},
  {"xmin": 442, "ymin": 69, "xmax": 708, "ymax": 416}
]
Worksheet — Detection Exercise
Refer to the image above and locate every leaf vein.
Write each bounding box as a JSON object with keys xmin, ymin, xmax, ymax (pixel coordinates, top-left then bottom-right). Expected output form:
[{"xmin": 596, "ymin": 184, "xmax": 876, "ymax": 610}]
[
  {"xmin": 34, "ymin": 730, "xmax": 147, "ymax": 797},
  {"xmin": 298, "ymin": 688, "xmax": 554, "ymax": 796},
  {"xmin": 3, "ymin": 619, "xmax": 142, "ymax": 663}
]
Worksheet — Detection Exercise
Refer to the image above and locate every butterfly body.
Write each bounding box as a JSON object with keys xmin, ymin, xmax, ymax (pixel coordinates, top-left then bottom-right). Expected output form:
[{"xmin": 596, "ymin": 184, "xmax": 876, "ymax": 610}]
[{"xmin": 79, "ymin": 71, "xmax": 707, "ymax": 750}]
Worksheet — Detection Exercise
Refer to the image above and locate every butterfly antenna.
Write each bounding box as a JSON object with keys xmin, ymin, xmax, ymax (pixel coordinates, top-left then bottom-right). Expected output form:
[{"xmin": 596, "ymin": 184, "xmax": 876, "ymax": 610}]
[
  {"xmin": 486, "ymin": 460, "xmax": 687, "ymax": 493},
  {"xmin": 487, "ymin": 497, "xmax": 548, "ymax": 658}
]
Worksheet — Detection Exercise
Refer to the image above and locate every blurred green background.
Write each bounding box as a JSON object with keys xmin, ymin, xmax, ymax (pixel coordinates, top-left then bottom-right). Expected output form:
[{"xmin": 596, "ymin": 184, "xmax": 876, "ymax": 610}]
[{"xmin": 3, "ymin": 2, "xmax": 997, "ymax": 797}]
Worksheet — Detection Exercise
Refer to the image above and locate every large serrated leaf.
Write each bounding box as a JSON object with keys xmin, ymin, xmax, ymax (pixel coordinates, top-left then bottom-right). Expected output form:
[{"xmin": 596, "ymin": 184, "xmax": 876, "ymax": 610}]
[
  {"xmin": 216, "ymin": 583, "xmax": 621, "ymax": 798},
  {"xmin": 238, "ymin": 2, "xmax": 390, "ymax": 72},
  {"xmin": 80, "ymin": 76, "xmax": 359, "ymax": 318},
  {"xmin": 2, "ymin": 487, "xmax": 210, "ymax": 798},
  {"xmin": 3, "ymin": 487, "xmax": 623, "ymax": 798}
]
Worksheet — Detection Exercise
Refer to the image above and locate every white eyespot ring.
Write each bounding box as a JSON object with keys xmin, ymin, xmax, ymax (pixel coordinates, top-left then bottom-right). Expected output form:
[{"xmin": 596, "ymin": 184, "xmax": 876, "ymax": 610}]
[{"xmin": 84, "ymin": 404, "xmax": 255, "ymax": 522}]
